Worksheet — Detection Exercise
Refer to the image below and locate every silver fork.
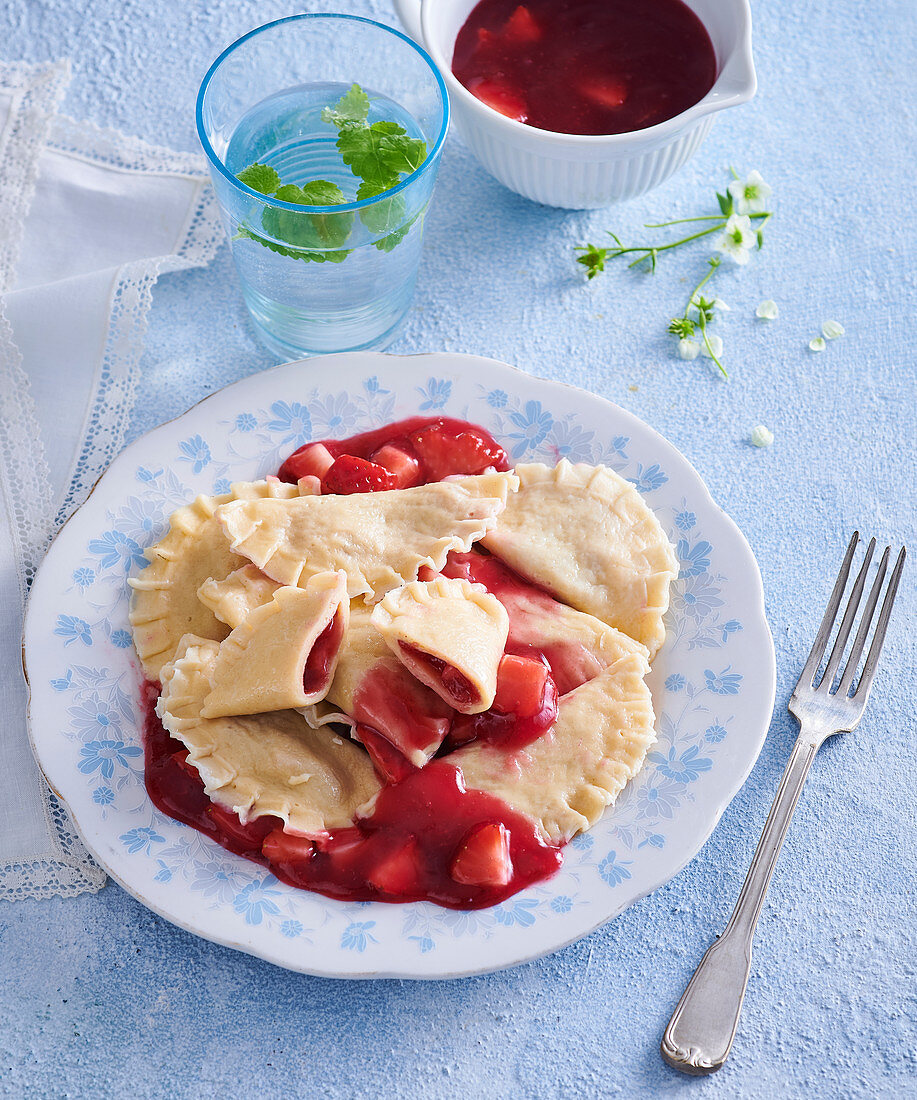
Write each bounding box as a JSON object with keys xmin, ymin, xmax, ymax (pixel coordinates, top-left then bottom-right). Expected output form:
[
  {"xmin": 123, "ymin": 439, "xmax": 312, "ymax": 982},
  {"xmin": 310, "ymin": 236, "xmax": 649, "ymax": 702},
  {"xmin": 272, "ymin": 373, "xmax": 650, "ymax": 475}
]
[{"xmin": 660, "ymin": 532, "xmax": 906, "ymax": 1076}]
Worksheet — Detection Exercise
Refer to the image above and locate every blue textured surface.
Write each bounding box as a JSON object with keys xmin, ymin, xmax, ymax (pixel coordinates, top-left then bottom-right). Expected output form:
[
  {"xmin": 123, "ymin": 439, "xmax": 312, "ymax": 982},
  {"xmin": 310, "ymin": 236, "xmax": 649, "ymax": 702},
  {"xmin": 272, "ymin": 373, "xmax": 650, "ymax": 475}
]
[{"xmin": 2, "ymin": 1, "xmax": 915, "ymax": 1097}]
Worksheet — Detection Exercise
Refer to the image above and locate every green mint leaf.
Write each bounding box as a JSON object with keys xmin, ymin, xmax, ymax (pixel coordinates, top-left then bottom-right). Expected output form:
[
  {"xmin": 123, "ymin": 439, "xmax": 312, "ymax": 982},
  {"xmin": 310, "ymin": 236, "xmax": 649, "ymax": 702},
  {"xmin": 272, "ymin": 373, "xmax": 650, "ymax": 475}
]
[
  {"xmin": 375, "ymin": 224, "xmax": 411, "ymax": 252},
  {"xmin": 337, "ymin": 120, "xmax": 426, "ymax": 193},
  {"xmin": 234, "ymin": 225, "xmax": 349, "ymax": 264},
  {"xmin": 322, "ymin": 83, "xmax": 370, "ymax": 128},
  {"xmin": 356, "ymin": 179, "xmax": 406, "ymax": 235},
  {"xmin": 237, "ymin": 162, "xmax": 281, "ymax": 195},
  {"xmin": 756, "ymin": 229, "xmax": 765, "ymax": 249},
  {"xmin": 273, "ymin": 180, "xmax": 346, "ymax": 207},
  {"xmin": 716, "ymin": 191, "xmax": 732, "ymax": 216},
  {"xmin": 262, "ymin": 180, "xmax": 353, "ymax": 251},
  {"xmin": 369, "ymin": 121, "xmax": 427, "ymax": 176}
]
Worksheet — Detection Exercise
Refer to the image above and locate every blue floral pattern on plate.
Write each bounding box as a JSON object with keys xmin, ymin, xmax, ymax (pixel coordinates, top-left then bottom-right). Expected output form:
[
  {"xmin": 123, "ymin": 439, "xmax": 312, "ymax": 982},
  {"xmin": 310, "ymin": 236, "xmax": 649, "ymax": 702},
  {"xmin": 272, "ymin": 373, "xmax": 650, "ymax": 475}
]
[{"xmin": 24, "ymin": 353, "xmax": 775, "ymax": 978}]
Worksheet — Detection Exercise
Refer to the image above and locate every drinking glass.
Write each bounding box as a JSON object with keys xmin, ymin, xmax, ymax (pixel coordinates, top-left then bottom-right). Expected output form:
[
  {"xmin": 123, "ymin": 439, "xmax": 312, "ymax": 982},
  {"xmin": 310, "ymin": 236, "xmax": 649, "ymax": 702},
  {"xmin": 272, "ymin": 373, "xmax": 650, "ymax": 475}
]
[{"xmin": 197, "ymin": 14, "xmax": 449, "ymax": 360}]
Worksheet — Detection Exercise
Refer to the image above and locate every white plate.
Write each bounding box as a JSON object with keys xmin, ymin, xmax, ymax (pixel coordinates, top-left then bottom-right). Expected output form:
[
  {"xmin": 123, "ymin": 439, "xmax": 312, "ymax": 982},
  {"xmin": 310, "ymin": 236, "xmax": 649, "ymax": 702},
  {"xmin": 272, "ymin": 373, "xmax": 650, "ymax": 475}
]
[{"xmin": 24, "ymin": 352, "xmax": 775, "ymax": 979}]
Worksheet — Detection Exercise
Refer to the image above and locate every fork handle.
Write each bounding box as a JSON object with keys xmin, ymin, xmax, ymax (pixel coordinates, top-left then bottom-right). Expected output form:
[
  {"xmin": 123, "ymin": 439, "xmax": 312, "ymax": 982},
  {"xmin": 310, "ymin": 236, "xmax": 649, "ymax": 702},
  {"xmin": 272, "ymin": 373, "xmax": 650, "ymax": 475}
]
[{"xmin": 660, "ymin": 734, "xmax": 820, "ymax": 1075}]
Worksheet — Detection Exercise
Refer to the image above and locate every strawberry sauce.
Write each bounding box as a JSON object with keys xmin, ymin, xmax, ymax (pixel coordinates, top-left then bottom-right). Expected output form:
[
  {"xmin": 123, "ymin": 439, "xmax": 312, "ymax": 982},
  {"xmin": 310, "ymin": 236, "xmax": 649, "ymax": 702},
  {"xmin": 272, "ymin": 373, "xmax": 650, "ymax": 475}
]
[
  {"xmin": 277, "ymin": 416, "xmax": 510, "ymax": 489},
  {"xmin": 142, "ymin": 692, "xmax": 560, "ymax": 909},
  {"xmin": 452, "ymin": 0, "xmax": 717, "ymax": 136},
  {"xmin": 265, "ymin": 763, "xmax": 561, "ymax": 908}
]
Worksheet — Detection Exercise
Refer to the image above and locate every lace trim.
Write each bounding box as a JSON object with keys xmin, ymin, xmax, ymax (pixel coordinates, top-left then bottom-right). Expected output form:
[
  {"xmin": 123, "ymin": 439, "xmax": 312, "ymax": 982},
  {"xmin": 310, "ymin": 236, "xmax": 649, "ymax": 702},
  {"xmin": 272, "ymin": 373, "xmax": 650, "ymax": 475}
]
[
  {"xmin": 0, "ymin": 82, "xmax": 224, "ymax": 901},
  {"xmin": 0, "ymin": 787, "xmax": 107, "ymax": 899},
  {"xmin": 0, "ymin": 60, "xmax": 71, "ymax": 295}
]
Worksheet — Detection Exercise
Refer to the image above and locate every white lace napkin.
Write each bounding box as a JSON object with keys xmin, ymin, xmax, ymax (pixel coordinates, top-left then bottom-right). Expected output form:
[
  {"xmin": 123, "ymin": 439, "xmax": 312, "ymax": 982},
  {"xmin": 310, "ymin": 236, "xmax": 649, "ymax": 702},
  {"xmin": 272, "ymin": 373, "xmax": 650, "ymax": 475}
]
[{"xmin": 0, "ymin": 59, "xmax": 223, "ymax": 900}]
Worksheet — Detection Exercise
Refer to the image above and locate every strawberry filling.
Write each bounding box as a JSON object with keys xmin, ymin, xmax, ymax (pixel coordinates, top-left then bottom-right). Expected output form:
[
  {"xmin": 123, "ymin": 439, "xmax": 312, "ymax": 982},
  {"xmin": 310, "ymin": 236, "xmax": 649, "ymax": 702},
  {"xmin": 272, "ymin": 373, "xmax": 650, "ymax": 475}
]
[
  {"xmin": 322, "ymin": 454, "xmax": 397, "ymax": 495},
  {"xmin": 397, "ymin": 642, "xmax": 481, "ymax": 711},
  {"xmin": 351, "ymin": 663, "xmax": 453, "ymax": 764},
  {"xmin": 354, "ymin": 723, "xmax": 417, "ymax": 785},
  {"xmin": 447, "ymin": 651, "xmax": 559, "ymax": 752},
  {"xmin": 302, "ymin": 609, "xmax": 345, "ymax": 696}
]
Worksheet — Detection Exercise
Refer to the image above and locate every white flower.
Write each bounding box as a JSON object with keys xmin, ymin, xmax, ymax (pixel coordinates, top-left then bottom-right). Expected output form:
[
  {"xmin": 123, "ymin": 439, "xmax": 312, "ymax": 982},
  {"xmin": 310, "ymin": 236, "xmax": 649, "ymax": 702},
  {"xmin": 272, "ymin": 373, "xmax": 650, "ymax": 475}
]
[
  {"xmin": 713, "ymin": 298, "xmax": 731, "ymax": 312},
  {"xmin": 822, "ymin": 320, "xmax": 845, "ymax": 340},
  {"xmin": 678, "ymin": 338, "xmax": 701, "ymax": 360},
  {"xmin": 727, "ymin": 170, "xmax": 772, "ymax": 215},
  {"xmin": 749, "ymin": 424, "xmax": 774, "ymax": 448},
  {"xmin": 715, "ymin": 214, "xmax": 755, "ymax": 264},
  {"xmin": 701, "ymin": 334, "xmax": 724, "ymax": 359},
  {"xmin": 756, "ymin": 299, "xmax": 779, "ymax": 320},
  {"xmin": 809, "ymin": 336, "xmax": 827, "ymax": 352}
]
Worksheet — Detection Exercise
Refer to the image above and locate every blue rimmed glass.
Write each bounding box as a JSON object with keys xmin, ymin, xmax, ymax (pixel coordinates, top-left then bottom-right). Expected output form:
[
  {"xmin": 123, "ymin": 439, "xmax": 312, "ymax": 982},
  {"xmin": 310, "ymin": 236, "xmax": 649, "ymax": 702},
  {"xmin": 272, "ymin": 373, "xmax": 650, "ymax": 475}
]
[{"xmin": 197, "ymin": 14, "xmax": 449, "ymax": 360}]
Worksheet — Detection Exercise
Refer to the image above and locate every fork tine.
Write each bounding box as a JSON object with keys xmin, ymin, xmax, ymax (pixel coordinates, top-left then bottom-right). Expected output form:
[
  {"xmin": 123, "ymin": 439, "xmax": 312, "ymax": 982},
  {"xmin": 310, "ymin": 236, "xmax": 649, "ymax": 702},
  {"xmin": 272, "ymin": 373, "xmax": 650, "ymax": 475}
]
[
  {"xmin": 797, "ymin": 531, "xmax": 859, "ymax": 689},
  {"xmin": 853, "ymin": 546, "xmax": 906, "ymax": 702},
  {"xmin": 838, "ymin": 546, "xmax": 889, "ymax": 696},
  {"xmin": 819, "ymin": 537, "xmax": 876, "ymax": 690}
]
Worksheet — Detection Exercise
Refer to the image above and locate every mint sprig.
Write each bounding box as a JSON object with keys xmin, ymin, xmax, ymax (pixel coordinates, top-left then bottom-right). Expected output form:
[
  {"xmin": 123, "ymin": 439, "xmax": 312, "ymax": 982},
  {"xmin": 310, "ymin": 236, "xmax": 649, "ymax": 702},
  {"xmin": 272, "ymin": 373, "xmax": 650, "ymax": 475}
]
[{"xmin": 236, "ymin": 83, "xmax": 428, "ymax": 262}]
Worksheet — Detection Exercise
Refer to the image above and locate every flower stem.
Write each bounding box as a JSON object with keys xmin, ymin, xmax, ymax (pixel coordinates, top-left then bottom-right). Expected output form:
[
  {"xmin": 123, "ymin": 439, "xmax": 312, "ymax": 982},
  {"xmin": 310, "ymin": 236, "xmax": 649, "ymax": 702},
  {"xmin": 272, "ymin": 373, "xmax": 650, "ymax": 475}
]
[
  {"xmin": 643, "ymin": 215, "xmax": 727, "ymax": 228},
  {"xmin": 684, "ymin": 257, "xmax": 727, "ymax": 378},
  {"xmin": 624, "ymin": 224, "xmax": 723, "ymax": 268},
  {"xmin": 682, "ymin": 258, "xmax": 721, "ymax": 321}
]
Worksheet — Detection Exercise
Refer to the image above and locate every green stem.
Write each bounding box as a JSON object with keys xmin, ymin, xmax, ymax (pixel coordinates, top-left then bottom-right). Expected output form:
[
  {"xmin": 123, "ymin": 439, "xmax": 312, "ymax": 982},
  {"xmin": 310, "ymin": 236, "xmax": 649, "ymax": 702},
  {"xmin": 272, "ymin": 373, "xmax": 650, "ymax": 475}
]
[
  {"xmin": 624, "ymin": 224, "xmax": 723, "ymax": 269},
  {"xmin": 682, "ymin": 258, "xmax": 721, "ymax": 320},
  {"xmin": 643, "ymin": 215, "xmax": 727, "ymax": 228},
  {"xmin": 700, "ymin": 314, "xmax": 728, "ymax": 379},
  {"xmin": 682, "ymin": 257, "xmax": 727, "ymax": 378}
]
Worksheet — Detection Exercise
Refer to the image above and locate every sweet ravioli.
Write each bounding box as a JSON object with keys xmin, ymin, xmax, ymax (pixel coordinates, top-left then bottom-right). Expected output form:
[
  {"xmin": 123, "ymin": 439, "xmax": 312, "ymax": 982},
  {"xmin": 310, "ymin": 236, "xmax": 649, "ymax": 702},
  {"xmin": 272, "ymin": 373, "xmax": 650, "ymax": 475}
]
[
  {"xmin": 481, "ymin": 460, "xmax": 678, "ymax": 657},
  {"xmin": 308, "ymin": 603, "xmax": 453, "ymax": 768},
  {"xmin": 202, "ymin": 572, "xmax": 349, "ymax": 718},
  {"xmin": 132, "ymin": 416, "xmax": 677, "ymax": 910},
  {"xmin": 158, "ymin": 636, "xmax": 380, "ymax": 835},
  {"xmin": 372, "ymin": 578, "xmax": 509, "ymax": 714},
  {"xmin": 454, "ymin": 652, "xmax": 655, "ymax": 843},
  {"xmin": 128, "ymin": 479, "xmax": 301, "ymax": 678},
  {"xmin": 214, "ymin": 472, "xmax": 518, "ymax": 600}
]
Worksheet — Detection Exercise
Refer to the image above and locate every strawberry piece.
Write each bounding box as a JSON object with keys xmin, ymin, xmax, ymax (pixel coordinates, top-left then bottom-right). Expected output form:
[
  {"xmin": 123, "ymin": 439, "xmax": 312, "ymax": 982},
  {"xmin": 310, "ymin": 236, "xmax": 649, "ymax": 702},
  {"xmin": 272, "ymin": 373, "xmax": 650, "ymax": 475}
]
[
  {"xmin": 450, "ymin": 822, "xmax": 513, "ymax": 887},
  {"xmin": 468, "ymin": 78, "xmax": 528, "ymax": 124},
  {"xmin": 578, "ymin": 77, "xmax": 628, "ymax": 109},
  {"xmin": 278, "ymin": 442, "xmax": 335, "ymax": 483},
  {"xmin": 477, "ymin": 27, "xmax": 496, "ymax": 47},
  {"xmin": 504, "ymin": 5, "xmax": 541, "ymax": 43},
  {"xmin": 370, "ymin": 442, "xmax": 422, "ymax": 488},
  {"xmin": 263, "ymin": 827, "xmax": 316, "ymax": 866},
  {"xmin": 409, "ymin": 421, "xmax": 510, "ymax": 481},
  {"xmin": 322, "ymin": 454, "xmax": 397, "ymax": 495},
  {"xmin": 207, "ymin": 803, "xmax": 275, "ymax": 850},
  {"xmin": 365, "ymin": 838, "xmax": 423, "ymax": 896},
  {"xmin": 493, "ymin": 654, "xmax": 549, "ymax": 717},
  {"xmin": 356, "ymin": 723, "xmax": 418, "ymax": 784}
]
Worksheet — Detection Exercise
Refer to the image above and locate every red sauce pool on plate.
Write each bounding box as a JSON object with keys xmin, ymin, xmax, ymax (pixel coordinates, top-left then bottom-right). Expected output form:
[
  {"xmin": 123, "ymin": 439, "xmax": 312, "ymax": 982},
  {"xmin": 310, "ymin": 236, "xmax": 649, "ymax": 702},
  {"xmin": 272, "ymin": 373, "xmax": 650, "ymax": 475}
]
[
  {"xmin": 452, "ymin": 0, "xmax": 717, "ymax": 136},
  {"xmin": 142, "ymin": 686, "xmax": 561, "ymax": 909}
]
